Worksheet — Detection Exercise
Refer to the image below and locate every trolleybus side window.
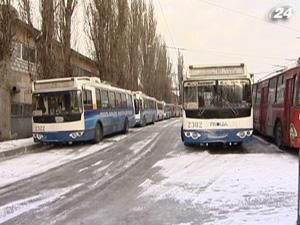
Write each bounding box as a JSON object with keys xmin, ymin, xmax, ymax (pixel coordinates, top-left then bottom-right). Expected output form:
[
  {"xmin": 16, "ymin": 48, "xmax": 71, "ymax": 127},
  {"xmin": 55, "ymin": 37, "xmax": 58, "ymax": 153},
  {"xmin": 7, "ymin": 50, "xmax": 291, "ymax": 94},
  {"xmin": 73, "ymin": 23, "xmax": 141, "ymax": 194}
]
[
  {"xmin": 83, "ymin": 90, "xmax": 93, "ymax": 110},
  {"xmin": 295, "ymin": 75, "xmax": 300, "ymax": 106},
  {"xmin": 108, "ymin": 91, "xmax": 116, "ymax": 108},
  {"xmin": 127, "ymin": 94, "xmax": 133, "ymax": 108},
  {"xmin": 100, "ymin": 90, "xmax": 109, "ymax": 109},
  {"xmin": 134, "ymin": 98, "xmax": 139, "ymax": 114},
  {"xmin": 115, "ymin": 92, "xmax": 122, "ymax": 108},
  {"xmin": 276, "ymin": 74, "xmax": 285, "ymax": 104},
  {"xmin": 121, "ymin": 93, "xmax": 127, "ymax": 108},
  {"xmin": 268, "ymin": 77, "xmax": 277, "ymax": 104},
  {"xmin": 96, "ymin": 89, "xmax": 101, "ymax": 109},
  {"xmin": 293, "ymin": 75, "xmax": 298, "ymax": 106},
  {"xmin": 256, "ymin": 84, "xmax": 261, "ymax": 104}
]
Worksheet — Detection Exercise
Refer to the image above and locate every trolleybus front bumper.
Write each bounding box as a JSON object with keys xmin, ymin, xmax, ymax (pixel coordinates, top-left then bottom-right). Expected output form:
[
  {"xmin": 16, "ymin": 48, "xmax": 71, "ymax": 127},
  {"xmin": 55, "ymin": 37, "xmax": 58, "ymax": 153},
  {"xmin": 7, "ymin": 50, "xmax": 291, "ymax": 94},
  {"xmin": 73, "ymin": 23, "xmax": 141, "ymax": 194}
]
[
  {"xmin": 182, "ymin": 128, "xmax": 253, "ymax": 144},
  {"xmin": 33, "ymin": 130, "xmax": 95, "ymax": 143}
]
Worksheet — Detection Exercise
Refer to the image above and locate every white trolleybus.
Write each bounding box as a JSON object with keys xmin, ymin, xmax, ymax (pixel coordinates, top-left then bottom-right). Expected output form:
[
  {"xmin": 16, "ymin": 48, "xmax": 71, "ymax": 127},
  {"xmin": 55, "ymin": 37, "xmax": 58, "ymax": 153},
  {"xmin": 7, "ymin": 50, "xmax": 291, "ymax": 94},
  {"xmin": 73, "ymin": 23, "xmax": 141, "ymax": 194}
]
[
  {"xmin": 181, "ymin": 64, "xmax": 253, "ymax": 146},
  {"xmin": 32, "ymin": 77, "xmax": 135, "ymax": 144},
  {"xmin": 133, "ymin": 91, "xmax": 157, "ymax": 126}
]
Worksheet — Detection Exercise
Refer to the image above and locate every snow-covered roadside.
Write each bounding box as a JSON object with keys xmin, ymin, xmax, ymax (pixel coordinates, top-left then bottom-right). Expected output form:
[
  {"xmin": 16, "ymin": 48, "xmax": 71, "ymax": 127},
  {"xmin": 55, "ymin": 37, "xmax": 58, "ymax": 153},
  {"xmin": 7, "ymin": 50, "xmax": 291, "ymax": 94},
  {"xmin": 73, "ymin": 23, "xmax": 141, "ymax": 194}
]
[
  {"xmin": 0, "ymin": 137, "xmax": 34, "ymax": 154},
  {"xmin": 0, "ymin": 133, "xmax": 134, "ymax": 188},
  {"xmin": 138, "ymin": 150, "xmax": 298, "ymax": 225},
  {"xmin": 0, "ymin": 142, "xmax": 113, "ymax": 188}
]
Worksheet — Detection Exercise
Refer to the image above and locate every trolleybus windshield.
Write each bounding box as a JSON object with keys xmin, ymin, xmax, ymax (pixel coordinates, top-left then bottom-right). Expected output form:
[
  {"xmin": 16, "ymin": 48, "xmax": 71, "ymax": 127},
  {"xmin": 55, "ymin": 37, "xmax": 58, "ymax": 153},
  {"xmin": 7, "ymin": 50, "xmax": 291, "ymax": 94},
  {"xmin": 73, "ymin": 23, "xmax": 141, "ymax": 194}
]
[
  {"xmin": 183, "ymin": 79, "xmax": 251, "ymax": 118},
  {"xmin": 32, "ymin": 91, "xmax": 82, "ymax": 117}
]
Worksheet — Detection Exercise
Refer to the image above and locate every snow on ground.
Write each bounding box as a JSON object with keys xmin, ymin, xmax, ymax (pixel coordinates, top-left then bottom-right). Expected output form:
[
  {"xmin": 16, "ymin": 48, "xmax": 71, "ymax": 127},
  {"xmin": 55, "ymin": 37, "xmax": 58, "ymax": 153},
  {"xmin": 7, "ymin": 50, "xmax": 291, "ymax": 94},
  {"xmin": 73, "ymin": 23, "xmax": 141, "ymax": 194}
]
[
  {"xmin": 0, "ymin": 142, "xmax": 113, "ymax": 188},
  {"xmin": 0, "ymin": 131, "xmax": 134, "ymax": 188},
  {"xmin": 138, "ymin": 150, "xmax": 298, "ymax": 225},
  {"xmin": 0, "ymin": 137, "xmax": 34, "ymax": 153},
  {"xmin": 0, "ymin": 183, "xmax": 82, "ymax": 224}
]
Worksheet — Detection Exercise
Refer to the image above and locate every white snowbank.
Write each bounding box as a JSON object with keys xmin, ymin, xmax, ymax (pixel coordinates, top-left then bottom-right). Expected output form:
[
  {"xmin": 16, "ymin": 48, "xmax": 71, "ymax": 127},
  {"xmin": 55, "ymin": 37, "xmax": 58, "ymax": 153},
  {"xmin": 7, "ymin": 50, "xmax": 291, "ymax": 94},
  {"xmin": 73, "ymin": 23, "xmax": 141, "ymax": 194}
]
[
  {"xmin": 0, "ymin": 137, "xmax": 34, "ymax": 153},
  {"xmin": 139, "ymin": 151, "xmax": 298, "ymax": 225}
]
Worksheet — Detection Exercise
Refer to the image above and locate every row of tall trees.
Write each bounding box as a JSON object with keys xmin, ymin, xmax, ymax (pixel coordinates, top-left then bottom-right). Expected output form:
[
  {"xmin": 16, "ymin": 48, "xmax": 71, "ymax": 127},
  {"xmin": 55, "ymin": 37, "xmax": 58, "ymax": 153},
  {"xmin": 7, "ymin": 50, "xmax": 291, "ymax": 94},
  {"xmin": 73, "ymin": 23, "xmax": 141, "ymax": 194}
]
[
  {"xmin": 2, "ymin": 0, "xmax": 174, "ymax": 102},
  {"xmin": 87, "ymin": 0, "xmax": 173, "ymax": 102}
]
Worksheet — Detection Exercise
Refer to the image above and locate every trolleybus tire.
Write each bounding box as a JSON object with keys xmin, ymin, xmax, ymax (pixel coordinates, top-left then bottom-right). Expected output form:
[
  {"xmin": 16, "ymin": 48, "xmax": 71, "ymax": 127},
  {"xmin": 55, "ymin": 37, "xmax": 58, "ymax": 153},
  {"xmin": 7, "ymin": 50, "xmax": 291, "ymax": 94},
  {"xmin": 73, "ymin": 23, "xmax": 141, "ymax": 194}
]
[
  {"xmin": 122, "ymin": 119, "xmax": 129, "ymax": 134},
  {"xmin": 275, "ymin": 121, "xmax": 283, "ymax": 148},
  {"xmin": 142, "ymin": 117, "xmax": 147, "ymax": 127},
  {"xmin": 94, "ymin": 123, "xmax": 103, "ymax": 143}
]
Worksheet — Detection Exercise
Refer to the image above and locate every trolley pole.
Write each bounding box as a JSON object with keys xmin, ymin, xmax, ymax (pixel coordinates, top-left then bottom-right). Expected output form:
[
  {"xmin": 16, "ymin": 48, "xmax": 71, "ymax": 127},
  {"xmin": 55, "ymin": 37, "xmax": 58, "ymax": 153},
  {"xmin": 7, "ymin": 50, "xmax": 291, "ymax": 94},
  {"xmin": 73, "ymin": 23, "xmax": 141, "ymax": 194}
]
[{"xmin": 297, "ymin": 149, "xmax": 300, "ymax": 225}]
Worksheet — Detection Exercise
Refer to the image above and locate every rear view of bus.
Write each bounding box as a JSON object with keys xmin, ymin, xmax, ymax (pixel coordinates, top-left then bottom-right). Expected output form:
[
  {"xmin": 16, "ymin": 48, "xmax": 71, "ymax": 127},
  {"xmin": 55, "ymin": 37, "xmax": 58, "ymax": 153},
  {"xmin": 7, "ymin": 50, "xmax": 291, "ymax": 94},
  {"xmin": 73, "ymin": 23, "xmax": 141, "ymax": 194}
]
[{"xmin": 181, "ymin": 64, "xmax": 253, "ymax": 146}]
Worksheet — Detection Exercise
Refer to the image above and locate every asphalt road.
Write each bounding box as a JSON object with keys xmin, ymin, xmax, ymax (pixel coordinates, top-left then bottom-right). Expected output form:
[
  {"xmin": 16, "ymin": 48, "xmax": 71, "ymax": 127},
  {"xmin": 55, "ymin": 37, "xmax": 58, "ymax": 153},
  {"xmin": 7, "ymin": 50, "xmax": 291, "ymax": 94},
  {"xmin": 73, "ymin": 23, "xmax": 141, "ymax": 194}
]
[{"xmin": 0, "ymin": 119, "xmax": 298, "ymax": 225}]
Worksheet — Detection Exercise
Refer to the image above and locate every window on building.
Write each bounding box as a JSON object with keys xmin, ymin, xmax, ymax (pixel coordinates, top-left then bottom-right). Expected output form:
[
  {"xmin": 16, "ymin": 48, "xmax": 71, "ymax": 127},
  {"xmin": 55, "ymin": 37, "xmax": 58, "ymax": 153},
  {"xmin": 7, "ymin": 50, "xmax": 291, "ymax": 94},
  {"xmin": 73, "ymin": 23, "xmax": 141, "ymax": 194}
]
[
  {"xmin": 15, "ymin": 42, "xmax": 22, "ymax": 59},
  {"xmin": 11, "ymin": 103, "xmax": 32, "ymax": 117},
  {"xmin": 83, "ymin": 90, "xmax": 93, "ymax": 110},
  {"xmin": 101, "ymin": 90, "xmax": 109, "ymax": 109},
  {"xmin": 22, "ymin": 45, "xmax": 36, "ymax": 63}
]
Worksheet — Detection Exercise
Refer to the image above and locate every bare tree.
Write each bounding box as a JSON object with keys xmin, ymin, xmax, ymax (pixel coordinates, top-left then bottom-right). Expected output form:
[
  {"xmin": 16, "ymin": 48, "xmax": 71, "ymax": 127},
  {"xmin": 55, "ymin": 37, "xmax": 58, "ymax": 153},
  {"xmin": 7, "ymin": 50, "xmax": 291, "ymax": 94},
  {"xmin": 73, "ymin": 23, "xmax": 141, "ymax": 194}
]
[
  {"xmin": 87, "ymin": 0, "xmax": 116, "ymax": 82},
  {"xmin": 37, "ymin": 0, "xmax": 56, "ymax": 78},
  {"xmin": 114, "ymin": 0, "xmax": 129, "ymax": 87},
  {"xmin": 18, "ymin": 0, "xmax": 32, "ymax": 27},
  {"xmin": 177, "ymin": 51, "xmax": 184, "ymax": 103},
  {"xmin": 58, "ymin": 0, "xmax": 77, "ymax": 77},
  {"xmin": 85, "ymin": 0, "xmax": 174, "ymax": 102}
]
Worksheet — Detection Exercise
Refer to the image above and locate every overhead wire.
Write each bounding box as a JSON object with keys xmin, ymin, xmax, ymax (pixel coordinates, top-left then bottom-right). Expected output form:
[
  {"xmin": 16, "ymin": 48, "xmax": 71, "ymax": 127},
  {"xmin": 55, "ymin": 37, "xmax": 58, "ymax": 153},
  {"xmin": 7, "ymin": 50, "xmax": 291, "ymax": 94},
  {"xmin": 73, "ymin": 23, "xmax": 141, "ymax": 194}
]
[{"xmin": 198, "ymin": 0, "xmax": 300, "ymax": 33}]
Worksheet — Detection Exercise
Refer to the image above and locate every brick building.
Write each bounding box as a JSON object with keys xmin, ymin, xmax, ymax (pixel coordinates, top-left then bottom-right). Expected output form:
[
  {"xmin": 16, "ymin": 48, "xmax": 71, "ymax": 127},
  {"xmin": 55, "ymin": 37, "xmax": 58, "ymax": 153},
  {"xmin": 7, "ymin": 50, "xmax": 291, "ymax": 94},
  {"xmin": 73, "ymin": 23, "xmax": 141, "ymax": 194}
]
[{"xmin": 1, "ymin": 19, "xmax": 98, "ymax": 140}]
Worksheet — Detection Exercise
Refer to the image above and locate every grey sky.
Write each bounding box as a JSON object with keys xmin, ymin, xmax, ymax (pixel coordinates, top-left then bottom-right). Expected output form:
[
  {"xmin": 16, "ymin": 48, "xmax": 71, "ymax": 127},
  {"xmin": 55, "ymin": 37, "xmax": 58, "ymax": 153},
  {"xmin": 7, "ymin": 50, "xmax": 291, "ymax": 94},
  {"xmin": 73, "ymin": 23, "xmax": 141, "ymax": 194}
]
[
  {"xmin": 14, "ymin": 0, "xmax": 300, "ymax": 81},
  {"xmin": 152, "ymin": 0, "xmax": 300, "ymax": 81}
]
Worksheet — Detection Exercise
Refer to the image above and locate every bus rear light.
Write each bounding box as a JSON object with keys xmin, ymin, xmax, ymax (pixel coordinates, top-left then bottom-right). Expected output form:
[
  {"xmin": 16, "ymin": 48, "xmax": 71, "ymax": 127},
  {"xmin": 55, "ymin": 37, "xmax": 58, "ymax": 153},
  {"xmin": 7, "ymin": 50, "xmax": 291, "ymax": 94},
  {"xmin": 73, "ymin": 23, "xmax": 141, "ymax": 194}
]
[{"xmin": 69, "ymin": 131, "xmax": 84, "ymax": 139}]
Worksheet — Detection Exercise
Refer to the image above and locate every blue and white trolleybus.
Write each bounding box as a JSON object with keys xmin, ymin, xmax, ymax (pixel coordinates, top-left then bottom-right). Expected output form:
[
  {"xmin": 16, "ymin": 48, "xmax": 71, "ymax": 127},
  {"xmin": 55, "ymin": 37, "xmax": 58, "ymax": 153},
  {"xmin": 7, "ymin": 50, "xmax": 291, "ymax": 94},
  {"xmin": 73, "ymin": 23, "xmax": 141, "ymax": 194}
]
[{"xmin": 32, "ymin": 77, "xmax": 135, "ymax": 143}]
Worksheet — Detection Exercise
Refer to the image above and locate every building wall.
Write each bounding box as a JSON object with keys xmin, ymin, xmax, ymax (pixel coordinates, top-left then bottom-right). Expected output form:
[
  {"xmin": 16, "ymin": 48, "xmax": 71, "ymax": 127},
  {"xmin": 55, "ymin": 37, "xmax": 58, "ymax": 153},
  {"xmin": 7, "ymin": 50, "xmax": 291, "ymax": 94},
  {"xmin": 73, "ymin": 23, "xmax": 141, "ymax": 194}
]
[{"xmin": 0, "ymin": 20, "xmax": 99, "ymax": 140}]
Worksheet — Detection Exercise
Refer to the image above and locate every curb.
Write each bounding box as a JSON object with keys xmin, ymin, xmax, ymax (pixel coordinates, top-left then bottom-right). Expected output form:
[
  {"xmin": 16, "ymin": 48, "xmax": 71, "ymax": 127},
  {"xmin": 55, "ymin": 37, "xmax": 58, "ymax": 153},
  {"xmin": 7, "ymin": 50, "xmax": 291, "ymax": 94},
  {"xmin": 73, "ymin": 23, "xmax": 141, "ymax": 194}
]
[{"xmin": 0, "ymin": 143, "xmax": 47, "ymax": 160}]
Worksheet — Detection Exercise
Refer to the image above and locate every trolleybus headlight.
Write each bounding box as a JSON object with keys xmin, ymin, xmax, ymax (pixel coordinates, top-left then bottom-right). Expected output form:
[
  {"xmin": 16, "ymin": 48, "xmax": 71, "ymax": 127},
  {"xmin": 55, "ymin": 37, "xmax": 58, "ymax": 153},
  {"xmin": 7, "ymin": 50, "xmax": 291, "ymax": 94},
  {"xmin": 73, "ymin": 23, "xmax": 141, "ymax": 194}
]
[
  {"xmin": 184, "ymin": 131, "xmax": 191, "ymax": 137},
  {"xmin": 69, "ymin": 131, "xmax": 84, "ymax": 139},
  {"xmin": 246, "ymin": 130, "xmax": 253, "ymax": 136},
  {"xmin": 236, "ymin": 131, "xmax": 246, "ymax": 138},
  {"xmin": 191, "ymin": 132, "xmax": 201, "ymax": 140},
  {"xmin": 35, "ymin": 133, "xmax": 44, "ymax": 140}
]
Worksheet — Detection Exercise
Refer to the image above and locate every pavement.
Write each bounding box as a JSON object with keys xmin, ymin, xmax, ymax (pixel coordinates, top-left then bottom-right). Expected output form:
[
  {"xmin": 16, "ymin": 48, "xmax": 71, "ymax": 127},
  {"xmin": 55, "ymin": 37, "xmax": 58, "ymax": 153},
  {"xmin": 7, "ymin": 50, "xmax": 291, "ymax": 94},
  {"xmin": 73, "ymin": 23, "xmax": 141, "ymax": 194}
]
[
  {"xmin": 0, "ymin": 119, "xmax": 298, "ymax": 225},
  {"xmin": 0, "ymin": 137, "xmax": 41, "ymax": 160}
]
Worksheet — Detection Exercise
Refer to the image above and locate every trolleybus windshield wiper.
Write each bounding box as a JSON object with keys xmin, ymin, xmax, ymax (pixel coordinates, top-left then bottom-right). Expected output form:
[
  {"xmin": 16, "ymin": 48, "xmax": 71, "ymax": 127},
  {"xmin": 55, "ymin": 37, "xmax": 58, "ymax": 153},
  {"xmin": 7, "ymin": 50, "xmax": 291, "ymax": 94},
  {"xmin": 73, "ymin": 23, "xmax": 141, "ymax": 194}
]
[{"xmin": 198, "ymin": 108, "xmax": 206, "ymax": 117}]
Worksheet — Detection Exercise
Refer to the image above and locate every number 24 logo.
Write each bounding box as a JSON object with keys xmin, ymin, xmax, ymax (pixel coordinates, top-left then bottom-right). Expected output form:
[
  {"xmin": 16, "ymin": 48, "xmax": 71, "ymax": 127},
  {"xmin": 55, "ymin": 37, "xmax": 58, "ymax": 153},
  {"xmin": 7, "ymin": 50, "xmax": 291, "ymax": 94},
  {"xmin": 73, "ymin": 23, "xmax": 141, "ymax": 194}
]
[{"xmin": 271, "ymin": 6, "xmax": 293, "ymax": 20}]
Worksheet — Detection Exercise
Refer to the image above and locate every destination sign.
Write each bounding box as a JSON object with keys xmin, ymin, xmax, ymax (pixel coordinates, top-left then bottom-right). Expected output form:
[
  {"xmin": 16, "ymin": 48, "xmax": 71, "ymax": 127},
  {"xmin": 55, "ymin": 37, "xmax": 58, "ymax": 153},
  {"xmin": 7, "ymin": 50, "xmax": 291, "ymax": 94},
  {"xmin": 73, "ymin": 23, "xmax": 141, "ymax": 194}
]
[{"xmin": 189, "ymin": 66, "xmax": 244, "ymax": 77}]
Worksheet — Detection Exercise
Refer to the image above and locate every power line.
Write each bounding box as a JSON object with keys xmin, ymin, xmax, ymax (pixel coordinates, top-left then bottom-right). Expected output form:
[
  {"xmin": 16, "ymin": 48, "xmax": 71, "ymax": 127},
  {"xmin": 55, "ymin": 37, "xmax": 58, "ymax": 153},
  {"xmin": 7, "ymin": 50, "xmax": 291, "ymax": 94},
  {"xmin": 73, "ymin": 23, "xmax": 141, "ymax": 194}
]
[
  {"xmin": 157, "ymin": 0, "xmax": 176, "ymax": 47},
  {"xmin": 165, "ymin": 45, "xmax": 297, "ymax": 67},
  {"xmin": 198, "ymin": 0, "xmax": 300, "ymax": 33},
  {"xmin": 166, "ymin": 45, "xmax": 294, "ymax": 61}
]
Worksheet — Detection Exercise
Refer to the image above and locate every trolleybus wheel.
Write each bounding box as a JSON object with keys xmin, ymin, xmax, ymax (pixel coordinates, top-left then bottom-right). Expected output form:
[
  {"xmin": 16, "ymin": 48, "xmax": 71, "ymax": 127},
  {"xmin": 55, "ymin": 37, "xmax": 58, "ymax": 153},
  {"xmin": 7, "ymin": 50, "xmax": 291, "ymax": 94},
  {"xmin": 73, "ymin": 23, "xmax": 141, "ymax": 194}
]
[
  {"xmin": 142, "ymin": 117, "xmax": 147, "ymax": 127},
  {"xmin": 122, "ymin": 119, "xmax": 129, "ymax": 134},
  {"xmin": 275, "ymin": 122, "xmax": 283, "ymax": 148},
  {"xmin": 94, "ymin": 123, "xmax": 103, "ymax": 143}
]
